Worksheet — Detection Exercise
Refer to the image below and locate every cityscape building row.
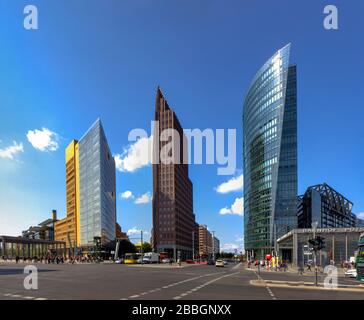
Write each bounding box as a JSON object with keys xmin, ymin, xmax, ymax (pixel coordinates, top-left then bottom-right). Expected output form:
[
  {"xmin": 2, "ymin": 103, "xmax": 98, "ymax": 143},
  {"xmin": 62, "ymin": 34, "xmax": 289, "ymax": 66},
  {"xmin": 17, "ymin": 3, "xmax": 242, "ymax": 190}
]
[
  {"xmin": 243, "ymin": 44, "xmax": 363, "ymax": 259},
  {"xmin": 28, "ymin": 99, "xmax": 220, "ymax": 259},
  {"xmin": 2, "ymin": 44, "xmax": 364, "ymax": 261}
]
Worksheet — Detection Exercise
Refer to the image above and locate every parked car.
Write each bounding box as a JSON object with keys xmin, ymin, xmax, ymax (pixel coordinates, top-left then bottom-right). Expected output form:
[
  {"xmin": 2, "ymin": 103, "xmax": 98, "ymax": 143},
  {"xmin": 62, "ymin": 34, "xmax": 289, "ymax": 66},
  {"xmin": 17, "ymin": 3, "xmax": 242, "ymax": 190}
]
[
  {"xmin": 223, "ymin": 260, "xmax": 228, "ymax": 265},
  {"xmin": 345, "ymin": 268, "xmax": 357, "ymax": 278},
  {"xmin": 115, "ymin": 258, "xmax": 124, "ymax": 264},
  {"xmin": 215, "ymin": 259, "xmax": 225, "ymax": 267},
  {"xmin": 162, "ymin": 258, "xmax": 172, "ymax": 264}
]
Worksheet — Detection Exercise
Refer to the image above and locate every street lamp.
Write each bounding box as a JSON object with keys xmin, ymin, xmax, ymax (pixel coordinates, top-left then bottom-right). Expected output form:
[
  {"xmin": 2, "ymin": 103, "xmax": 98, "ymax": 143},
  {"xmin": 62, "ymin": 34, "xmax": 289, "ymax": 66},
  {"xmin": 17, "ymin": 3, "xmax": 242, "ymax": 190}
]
[
  {"xmin": 212, "ymin": 231, "xmax": 216, "ymax": 263},
  {"xmin": 192, "ymin": 231, "xmax": 195, "ymax": 261},
  {"xmin": 311, "ymin": 221, "xmax": 318, "ymax": 286}
]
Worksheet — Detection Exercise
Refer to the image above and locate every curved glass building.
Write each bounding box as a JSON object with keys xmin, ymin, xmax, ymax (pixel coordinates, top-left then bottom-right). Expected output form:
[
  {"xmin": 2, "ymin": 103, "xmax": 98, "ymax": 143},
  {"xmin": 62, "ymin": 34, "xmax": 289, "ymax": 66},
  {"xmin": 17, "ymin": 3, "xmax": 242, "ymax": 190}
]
[{"xmin": 243, "ymin": 44, "xmax": 297, "ymax": 259}]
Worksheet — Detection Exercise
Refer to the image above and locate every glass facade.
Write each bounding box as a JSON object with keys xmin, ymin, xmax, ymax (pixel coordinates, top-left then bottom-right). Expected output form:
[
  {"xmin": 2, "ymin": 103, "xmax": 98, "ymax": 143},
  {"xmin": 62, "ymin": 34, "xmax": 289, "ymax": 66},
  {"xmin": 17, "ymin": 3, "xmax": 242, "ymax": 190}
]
[
  {"xmin": 243, "ymin": 44, "xmax": 298, "ymax": 258},
  {"xmin": 277, "ymin": 228, "xmax": 364, "ymax": 267},
  {"xmin": 297, "ymin": 183, "xmax": 356, "ymax": 229},
  {"xmin": 78, "ymin": 119, "xmax": 116, "ymax": 247}
]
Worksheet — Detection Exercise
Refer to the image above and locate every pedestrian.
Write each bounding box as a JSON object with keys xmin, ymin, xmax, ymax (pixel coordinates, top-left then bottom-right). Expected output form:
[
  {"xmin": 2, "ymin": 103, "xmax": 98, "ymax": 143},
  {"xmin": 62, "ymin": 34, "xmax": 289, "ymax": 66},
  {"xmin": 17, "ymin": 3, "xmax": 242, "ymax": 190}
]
[
  {"xmin": 298, "ymin": 264, "xmax": 304, "ymax": 275},
  {"xmin": 283, "ymin": 261, "xmax": 287, "ymax": 272}
]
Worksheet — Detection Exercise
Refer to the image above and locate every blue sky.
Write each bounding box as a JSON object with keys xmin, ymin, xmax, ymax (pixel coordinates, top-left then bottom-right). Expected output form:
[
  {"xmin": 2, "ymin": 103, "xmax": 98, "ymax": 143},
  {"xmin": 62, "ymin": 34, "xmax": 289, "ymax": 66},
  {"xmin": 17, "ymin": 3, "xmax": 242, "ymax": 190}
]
[{"xmin": 0, "ymin": 1, "xmax": 363, "ymax": 252}]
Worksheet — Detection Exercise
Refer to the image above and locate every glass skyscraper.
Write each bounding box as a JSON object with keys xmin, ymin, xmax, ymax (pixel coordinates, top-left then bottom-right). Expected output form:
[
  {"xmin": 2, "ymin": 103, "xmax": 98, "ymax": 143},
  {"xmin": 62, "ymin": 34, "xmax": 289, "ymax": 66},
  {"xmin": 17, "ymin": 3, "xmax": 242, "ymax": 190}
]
[
  {"xmin": 78, "ymin": 119, "xmax": 116, "ymax": 247},
  {"xmin": 243, "ymin": 44, "xmax": 298, "ymax": 259}
]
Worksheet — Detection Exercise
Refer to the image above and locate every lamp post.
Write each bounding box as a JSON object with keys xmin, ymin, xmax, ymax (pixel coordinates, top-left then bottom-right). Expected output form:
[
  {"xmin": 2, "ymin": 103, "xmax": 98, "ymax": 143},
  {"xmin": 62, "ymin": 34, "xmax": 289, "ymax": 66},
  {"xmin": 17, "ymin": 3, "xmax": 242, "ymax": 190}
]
[
  {"xmin": 141, "ymin": 230, "xmax": 144, "ymax": 265},
  {"xmin": 212, "ymin": 231, "xmax": 216, "ymax": 263},
  {"xmin": 192, "ymin": 231, "xmax": 195, "ymax": 261},
  {"xmin": 312, "ymin": 221, "xmax": 318, "ymax": 286}
]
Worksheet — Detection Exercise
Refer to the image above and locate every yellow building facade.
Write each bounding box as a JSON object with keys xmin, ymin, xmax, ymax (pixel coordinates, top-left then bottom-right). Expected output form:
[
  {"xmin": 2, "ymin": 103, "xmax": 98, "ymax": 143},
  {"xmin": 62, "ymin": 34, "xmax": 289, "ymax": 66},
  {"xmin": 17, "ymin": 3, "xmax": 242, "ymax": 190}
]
[{"xmin": 54, "ymin": 140, "xmax": 81, "ymax": 250}]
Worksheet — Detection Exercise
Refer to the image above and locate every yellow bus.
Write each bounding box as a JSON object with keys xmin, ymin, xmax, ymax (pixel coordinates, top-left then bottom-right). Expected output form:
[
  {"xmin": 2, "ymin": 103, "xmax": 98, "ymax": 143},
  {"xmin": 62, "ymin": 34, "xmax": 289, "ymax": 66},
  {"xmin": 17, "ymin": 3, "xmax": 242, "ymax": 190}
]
[{"xmin": 124, "ymin": 253, "xmax": 140, "ymax": 264}]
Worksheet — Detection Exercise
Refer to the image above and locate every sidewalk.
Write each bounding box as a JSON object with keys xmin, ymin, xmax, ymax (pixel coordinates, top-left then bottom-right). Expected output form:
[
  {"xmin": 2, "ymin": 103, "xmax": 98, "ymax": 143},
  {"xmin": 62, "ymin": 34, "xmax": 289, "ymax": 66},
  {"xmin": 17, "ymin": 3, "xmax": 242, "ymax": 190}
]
[
  {"xmin": 251, "ymin": 278, "xmax": 364, "ymax": 292},
  {"xmin": 245, "ymin": 265, "xmax": 347, "ymax": 277}
]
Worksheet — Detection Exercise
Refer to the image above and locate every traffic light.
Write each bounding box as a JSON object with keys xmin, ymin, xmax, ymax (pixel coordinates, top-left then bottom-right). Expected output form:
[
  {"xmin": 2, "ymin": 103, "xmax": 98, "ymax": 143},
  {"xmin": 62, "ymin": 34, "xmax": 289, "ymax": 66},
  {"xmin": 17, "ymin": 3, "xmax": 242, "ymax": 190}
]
[
  {"xmin": 308, "ymin": 236, "xmax": 325, "ymax": 252},
  {"xmin": 308, "ymin": 238, "xmax": 317, "ymax": 249},
  {"xmin": 316, "ymin": 236, "xmax": 325, "ymax": 250}
]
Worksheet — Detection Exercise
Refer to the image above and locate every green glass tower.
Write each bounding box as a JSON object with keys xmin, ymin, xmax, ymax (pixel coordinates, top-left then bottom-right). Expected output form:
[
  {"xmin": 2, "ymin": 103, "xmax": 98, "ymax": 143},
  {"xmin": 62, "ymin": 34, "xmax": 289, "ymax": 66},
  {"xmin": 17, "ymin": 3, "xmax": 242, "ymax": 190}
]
[{"xmin": 243, "ymin": 44, "xmax": 298, "ymax": 259}]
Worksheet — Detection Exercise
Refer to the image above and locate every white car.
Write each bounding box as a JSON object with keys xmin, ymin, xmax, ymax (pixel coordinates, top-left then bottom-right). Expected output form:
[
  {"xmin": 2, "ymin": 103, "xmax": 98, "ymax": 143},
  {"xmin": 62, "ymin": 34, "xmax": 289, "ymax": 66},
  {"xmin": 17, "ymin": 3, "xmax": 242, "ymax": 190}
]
[
  {"xmin": 345, "ymin": 268, "xmax": 357, "ymax": 278},
  {"xmin": 115, "ymin": 259, "xmax": 123, "ymax": 264},
  {"xmin": 215, "ymin": 260, "xmax": 225, "ymax": 267},
  {"xmin": 162, "ymin": 258, "xmax": 172, "ymax": 264}
]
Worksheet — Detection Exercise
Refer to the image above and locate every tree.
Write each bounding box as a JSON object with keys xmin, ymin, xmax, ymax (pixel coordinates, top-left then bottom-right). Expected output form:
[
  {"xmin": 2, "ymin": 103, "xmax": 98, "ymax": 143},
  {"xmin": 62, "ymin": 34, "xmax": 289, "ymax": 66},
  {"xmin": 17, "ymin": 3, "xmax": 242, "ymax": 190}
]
[
  {"xmin": 141, "ymin": 242, "xmax": 152, "ymax": 253},
  {"xmin": 107, "ymin": 239, "xmax": 136, "ymax": 258}
]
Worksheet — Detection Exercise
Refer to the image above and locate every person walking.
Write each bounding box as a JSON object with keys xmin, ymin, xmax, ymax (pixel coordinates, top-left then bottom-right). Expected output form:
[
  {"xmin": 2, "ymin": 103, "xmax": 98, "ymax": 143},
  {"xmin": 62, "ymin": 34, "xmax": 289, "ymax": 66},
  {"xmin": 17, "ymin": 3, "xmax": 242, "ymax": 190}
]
[
  {"xmin": 306, "ymin": 262, "xmax": 312, "ymax": 272},
  {"xmin": 298, "ymin": 263, "xmax": 304, "ymax": 275}
]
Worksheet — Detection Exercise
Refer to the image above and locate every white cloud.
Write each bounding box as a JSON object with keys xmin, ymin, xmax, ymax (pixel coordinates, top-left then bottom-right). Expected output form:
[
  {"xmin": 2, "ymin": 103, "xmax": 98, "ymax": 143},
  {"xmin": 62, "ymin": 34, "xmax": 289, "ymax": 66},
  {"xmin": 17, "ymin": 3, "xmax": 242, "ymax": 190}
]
[
  {"xmin": 26, "ymin": 128, "xmax": 59, "ymax": 152},
  {"xmin": 357, "ymin": 212, "xmax": 364, "ymax": 220},
  {"xmin": 0, "ymin": 141, "xmax": 24, "ymax": 159},
  {"xmin": 220, "ymin": 243, "xmax": 239, "ymax": 252},
  {"xmin": 134, "ymin": 192, "xmax": 152, "ymax": 205},
  {"xmin": 121, "ymin": 190, "xmax": 134, "ymax": 199},
  {"xmin": 219, "ymin": 197, "xmax": 244, "ymax": 216},
  {"xmin": 216, "ymin": 174, "xmax": 243, "ymax": 194},
  {"xmin": 221, "ymin": 242, "xmax": 244, "ymax": 253},
  {"xmin": 115, "ymin": 136, "xmax": 153, "ymax": 172},
  {"xmin": 114, "ymin": 154, "xmax": 123, "ymax": 171},
  {"xmin": 127, "ymin": 227, "xmax": 150, "ymax": 236}
]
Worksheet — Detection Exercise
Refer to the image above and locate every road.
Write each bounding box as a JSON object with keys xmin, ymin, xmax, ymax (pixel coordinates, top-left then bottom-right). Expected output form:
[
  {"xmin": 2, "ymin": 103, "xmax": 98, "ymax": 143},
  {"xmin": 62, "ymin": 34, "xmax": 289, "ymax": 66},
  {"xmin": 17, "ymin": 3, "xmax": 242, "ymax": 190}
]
[{"xmin": 0, "ymin": 262, "xmax": 363, "ymax": 300}]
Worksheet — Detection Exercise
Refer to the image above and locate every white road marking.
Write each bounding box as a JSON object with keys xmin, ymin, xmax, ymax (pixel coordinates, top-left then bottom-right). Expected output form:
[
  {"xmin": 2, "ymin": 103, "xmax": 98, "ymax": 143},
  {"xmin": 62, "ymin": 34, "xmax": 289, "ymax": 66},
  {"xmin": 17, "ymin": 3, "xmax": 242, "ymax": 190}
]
[
  {"xmin": 233, "ymin": 262, "xmax": 242, "ymax": 270},
  {"xmin": 3, "ymin": 293, "xmax": 47, "ymax": 300},
  {"xmin": 253, "ymin": 270, "xmax": 278, "ymax": 300},
  {"xmin": 123, "ymin": 271, "xmax": 223, "ymax": 300},
  {"xmin": 173, "ymin": 272, "xmax": 240, "ymax": 300}
]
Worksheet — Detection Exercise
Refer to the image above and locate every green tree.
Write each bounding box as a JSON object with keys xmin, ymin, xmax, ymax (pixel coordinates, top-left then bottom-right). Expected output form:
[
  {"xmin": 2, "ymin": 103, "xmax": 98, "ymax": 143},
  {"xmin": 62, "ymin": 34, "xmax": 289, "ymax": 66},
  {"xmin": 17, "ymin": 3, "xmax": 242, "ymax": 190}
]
[{"xmin": 141, "ymin": 242, "xmax": 152, "ymax": 253}]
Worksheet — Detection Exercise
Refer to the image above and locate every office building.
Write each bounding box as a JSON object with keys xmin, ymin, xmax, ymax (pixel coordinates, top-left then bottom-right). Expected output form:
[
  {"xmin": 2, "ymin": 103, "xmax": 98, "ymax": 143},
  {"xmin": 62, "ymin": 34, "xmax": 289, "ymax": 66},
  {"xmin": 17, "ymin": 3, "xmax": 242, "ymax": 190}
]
[
  {"xmin": 357, "ymin": 217, "xmax": 364, "ymax": 227},
  {"xmin": 243, "ymin": 44, "xmax": 298, "ymax": 259},
  {"xmin": 198, "ymin": 225, "xmax": 212, "ymax": 258},
  {"xmin": 78, "ymin": 119, "xmax": 116, "ymax": 248},
  {"xmin": 54, "ymin": 140, "xmax": 80, "ymax": 248},
  {"xmin": 277, "ymin": 227, "xmax": 364, "ymax": 267},
  {"xmin": 55, "ymin": 119, "xmax": 117, "ymax": 253},
  {"xmin": 213, "ymin": 237, "xmax": 220, "ymax": 255},
  {"xmin": 197, "ymin": 225, "xmax": 220, "ymax": 259},
  {"xmin": 116, "ymin": 222, "xmax": 129, "ymax": 240},
  {"xmin": 152, "ymin": 87, "xmax": 196, "ymax": 260},
  {"xmin": 297, "ymin": 183, "xmax": 356, "ymax": 229}
]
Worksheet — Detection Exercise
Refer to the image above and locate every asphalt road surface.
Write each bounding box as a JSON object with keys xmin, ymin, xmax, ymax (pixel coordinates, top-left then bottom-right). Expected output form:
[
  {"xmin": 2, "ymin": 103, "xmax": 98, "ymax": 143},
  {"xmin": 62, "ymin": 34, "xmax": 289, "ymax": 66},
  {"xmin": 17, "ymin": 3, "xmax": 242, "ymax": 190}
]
[{"xmin": 0, "ymin": 262, "xmax": 363, "ymax": 300}]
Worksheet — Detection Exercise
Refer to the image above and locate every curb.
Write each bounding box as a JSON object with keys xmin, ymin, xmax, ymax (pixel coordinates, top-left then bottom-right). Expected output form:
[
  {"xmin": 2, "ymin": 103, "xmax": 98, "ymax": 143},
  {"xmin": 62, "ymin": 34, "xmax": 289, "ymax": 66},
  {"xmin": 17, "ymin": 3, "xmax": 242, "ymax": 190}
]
[{"xmin": 250, "ymin": 279, "xmax": 364, "ymax": 292}]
